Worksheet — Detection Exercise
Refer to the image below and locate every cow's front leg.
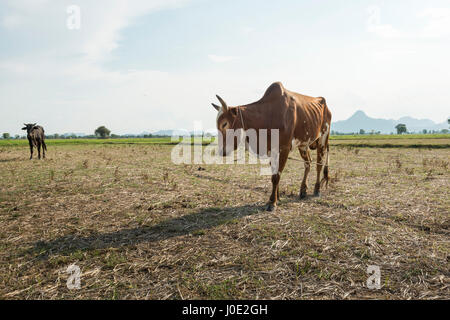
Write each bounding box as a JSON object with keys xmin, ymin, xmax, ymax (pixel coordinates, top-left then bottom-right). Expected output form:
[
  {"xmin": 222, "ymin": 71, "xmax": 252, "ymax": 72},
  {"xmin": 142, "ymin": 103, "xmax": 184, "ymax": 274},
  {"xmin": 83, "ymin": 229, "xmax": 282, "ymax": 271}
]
[
  {"xmin": 267, "ymin": 148, "xmax": 290, "ymax": 211},
  {"xmin": 299, "ymin": 147, "xmax": 311, "ymax": 199},
  {"xmin": 268, "ymin": 173, "xmax": 280, "ymax": 211}
]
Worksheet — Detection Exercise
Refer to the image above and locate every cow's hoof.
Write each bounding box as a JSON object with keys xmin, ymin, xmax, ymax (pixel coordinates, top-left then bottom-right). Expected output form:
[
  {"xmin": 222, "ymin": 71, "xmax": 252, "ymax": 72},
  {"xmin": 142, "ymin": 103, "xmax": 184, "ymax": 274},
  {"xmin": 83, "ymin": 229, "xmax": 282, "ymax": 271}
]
[
  {"xmin": 266, "ymin": 204, "xmax": 276, "ymax": 212},
  {"xmin": 313, "ymin": 191, "xmax": 321, "ymax": 197},
  {"xmin": 299, "ymin": 192, "xmax": 307, "ymax": 199}
]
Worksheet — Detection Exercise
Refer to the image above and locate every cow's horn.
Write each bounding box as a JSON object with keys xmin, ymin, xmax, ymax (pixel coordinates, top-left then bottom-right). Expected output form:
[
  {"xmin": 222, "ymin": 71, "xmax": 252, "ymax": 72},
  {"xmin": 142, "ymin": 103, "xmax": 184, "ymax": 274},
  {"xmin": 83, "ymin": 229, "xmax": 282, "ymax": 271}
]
[
  {"xmin": 216, "ymin": 95, "xmax": 228, "ymax": 111},
  {"xmin": 211, "ymin": 103, "xmax": 221, "ymax": 111}
]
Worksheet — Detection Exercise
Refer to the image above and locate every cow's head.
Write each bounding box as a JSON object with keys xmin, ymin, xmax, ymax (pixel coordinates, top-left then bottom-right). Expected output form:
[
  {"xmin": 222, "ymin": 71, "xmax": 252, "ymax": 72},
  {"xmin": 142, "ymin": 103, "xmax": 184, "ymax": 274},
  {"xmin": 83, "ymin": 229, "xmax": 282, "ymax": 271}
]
[
  {"xmin": 21, "ymin": 123, "xmax": 37, "ymax": 134},
  {"xmin": 212, "ymin": 95, "xmax": 242, "ymax": 156}
]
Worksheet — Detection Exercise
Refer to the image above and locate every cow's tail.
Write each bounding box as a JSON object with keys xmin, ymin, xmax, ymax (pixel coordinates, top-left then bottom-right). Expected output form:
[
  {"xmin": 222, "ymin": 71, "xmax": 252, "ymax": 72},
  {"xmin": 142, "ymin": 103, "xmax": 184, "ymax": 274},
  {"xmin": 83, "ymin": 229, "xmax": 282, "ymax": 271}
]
[
  {"xmin": 319, "ymin": 99, "xmax": 331, "ymax": 189},
  {"xmin": 42, "ymin": 140, "xmax": 47, "ymax": 152},
  {"xmin": 321, "ymin": 143, "xmax": 329, "ymax": 189}
]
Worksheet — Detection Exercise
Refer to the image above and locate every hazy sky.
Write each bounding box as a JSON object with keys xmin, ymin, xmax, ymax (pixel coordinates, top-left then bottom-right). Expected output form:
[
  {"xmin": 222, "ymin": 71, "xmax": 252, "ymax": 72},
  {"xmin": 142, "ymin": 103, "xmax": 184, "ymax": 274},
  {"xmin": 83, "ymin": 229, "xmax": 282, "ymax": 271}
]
[{"xmin": 1, "ymin": 0, "xmax": 449, "ymax": 135}]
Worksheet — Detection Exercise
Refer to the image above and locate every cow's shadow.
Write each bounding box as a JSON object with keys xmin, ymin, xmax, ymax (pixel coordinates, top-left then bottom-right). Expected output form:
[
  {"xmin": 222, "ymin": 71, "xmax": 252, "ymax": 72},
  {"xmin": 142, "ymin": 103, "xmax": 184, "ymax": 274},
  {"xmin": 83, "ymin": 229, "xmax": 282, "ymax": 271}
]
[
  {"xmin": 30, "ymin": 203, "xmax": 266, "ymax": 258},
  {"xmin": 193, "ymin": 173, "xmax": 267, "ymax": 193},
  {"xmin": 0, "ymin": 158, "xmax": 26, "ymax": 163}
]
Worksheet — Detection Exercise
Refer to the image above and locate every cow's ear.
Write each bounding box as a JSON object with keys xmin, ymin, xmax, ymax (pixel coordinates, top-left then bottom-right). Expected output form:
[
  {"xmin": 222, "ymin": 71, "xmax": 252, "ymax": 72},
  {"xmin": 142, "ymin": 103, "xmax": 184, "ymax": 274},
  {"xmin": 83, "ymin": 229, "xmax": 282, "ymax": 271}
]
[
  {"xmin": 230, "ymin": 108, "xmax": 237, "ymax": 116},
  {"xmin": 212, "ymin": 103, "xmax": 220, "ymax": 111},
  {"xmin": 21, "ymin": 127, "xmax": 27, "ymax": 130}
]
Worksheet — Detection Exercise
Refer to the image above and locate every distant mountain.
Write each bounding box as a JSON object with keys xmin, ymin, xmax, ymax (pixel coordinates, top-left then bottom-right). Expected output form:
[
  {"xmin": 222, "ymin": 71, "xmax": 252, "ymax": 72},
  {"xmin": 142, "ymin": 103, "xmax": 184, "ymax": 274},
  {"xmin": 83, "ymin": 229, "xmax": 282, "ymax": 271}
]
[
  {"xmin": 151, "ymin": 129, "xmax": 217, "ymax": 136},
  {"xmin": 151, "ymin": 130, "xmax": 173, "ymax": 136},
  {"xmin": 61, "ymin": 132, "xmax": 86, "ymax": 137},
  {"xmin": 332, "ymin": 111, "xmax": 448, "ymax": 133},
  {"xmin": 151, "ymin": 129, "xmax": 192, "ymax": 136}
]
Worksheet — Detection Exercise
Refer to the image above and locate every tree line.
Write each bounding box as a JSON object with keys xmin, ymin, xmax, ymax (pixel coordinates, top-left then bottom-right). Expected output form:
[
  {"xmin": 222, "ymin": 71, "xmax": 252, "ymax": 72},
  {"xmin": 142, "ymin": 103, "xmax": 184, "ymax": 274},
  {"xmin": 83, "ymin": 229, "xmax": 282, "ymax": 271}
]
[
  {"xmin": 2, "ymin": 123, "xmax": 449, "ymax": 140},
  {"xmin": 332, "ymin": 123, "xmax": 449, "ymax": 135}
]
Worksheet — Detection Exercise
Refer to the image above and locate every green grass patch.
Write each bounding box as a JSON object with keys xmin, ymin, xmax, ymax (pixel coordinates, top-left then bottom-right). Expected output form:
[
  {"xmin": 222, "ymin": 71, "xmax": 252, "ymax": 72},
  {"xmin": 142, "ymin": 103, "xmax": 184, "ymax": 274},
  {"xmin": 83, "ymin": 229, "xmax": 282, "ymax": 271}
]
[
  {"xmin": 329, "ymin": 134, "xmax": 449, "ymax": 140},
  {"xmin": 0, "ymin": 137, "xmax": 211, "ymax": 147}
]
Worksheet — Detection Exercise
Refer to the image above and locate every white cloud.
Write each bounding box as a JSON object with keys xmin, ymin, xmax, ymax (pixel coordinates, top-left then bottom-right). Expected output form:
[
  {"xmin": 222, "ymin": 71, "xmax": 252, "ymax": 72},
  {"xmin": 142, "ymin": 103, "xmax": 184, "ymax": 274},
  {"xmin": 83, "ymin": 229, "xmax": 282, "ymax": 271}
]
[
  {"xmin": 1, "ymin": 0, "xmax": 188, "ymax": 63},
  {"xmin": 366, "ymin": 5, "xmax": 405, "ymax": 39},
  {"xmin": 0, "ymin": 61, "xmax": 27, "ymax": 74},
  {"xmin": 78, "ymin": 1, "xmax": 184, "ymax": 63},
  {"xmin": 0, "ymin": 0, "xmax": 189, "ymax": 81},
  {"xmin": 1, "ymin": 14, "xmax": 23, "ymax": 28},
  {"xmin": 208, "ymin": 54, "xmax": 237, "ymax": 63},
  {"xmin": 242, "ymin": 26, "xmax": 255, "ymax": 35},
  {"xmin": 367, "ymin": 24, "xmax": 405, "ymax": 39},
  {"xmin": 0, "ymin": 0, "xmax": 194, "ymax": 135},
  {"xmin": 366, "ymin": 6, "xmax": 450, "ymax": 39},
  {"xmin": 419, "ymin": 8, "xmax": 450, "ymax": 38}
]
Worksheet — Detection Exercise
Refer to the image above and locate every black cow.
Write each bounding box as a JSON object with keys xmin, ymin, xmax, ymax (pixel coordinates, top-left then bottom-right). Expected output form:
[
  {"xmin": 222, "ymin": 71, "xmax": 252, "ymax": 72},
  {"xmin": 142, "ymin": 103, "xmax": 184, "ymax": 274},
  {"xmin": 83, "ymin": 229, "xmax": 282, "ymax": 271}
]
[{"xmin": 21, "ymin": 123, "xmax": 47, "ymax": 160}]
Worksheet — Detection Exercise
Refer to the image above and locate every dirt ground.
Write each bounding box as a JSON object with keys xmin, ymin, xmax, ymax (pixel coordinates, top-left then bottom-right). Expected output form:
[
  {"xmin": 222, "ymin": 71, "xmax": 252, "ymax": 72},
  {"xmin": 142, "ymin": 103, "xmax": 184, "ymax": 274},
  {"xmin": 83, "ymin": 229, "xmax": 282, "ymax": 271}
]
[{"xmin": 0, "ymin": 142, "xmax": 448, "ymax": 299}]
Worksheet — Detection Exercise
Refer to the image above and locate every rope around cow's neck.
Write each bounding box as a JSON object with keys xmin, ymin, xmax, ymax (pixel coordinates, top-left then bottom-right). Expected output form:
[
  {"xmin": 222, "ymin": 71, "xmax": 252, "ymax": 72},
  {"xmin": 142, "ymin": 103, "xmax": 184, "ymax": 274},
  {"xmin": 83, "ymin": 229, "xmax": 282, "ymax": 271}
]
[
  {"xmin": 231, "ymin": 106, "xmax": 246, "ymax": 131},
  {"xmin": 238, "ymin": 106, "xmax": 246, "ymax": 131}
]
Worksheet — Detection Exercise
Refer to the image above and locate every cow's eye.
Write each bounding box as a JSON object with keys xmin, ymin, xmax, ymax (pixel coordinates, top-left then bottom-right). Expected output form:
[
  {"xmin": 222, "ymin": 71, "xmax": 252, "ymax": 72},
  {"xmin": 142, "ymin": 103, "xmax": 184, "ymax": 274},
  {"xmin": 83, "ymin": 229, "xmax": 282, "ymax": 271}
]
[{"xmin": 222, "ymin": 122, "xmax": 228, "ymax": 129}]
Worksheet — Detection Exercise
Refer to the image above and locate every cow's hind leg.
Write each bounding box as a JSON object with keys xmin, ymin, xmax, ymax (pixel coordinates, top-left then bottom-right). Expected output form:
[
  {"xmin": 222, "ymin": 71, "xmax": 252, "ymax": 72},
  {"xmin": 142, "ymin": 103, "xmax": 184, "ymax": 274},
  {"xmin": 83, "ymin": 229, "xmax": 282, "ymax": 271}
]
[
  {"xmin": 267, "ymin": 148, "xmax": 290, "ymax": 211},
  {"xmin": 299, "ymin": 147, "xmax": 311, "ymax": 199},
  {"xmin": 313, "ymin": 146, "xmax": 326, "ymax": 196},
  {"xmin": 37, "ymin": 141, "xmax": 41, "ymax": 160},
  {"xmin": 42, "ymin": 141, "xmax": 47, "ymax": 159}
]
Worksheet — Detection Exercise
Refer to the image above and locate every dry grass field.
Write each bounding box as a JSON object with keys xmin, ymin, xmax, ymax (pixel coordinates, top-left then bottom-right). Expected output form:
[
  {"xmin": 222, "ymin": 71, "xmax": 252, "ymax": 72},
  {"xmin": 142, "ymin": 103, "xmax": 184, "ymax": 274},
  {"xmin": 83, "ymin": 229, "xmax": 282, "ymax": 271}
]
[{"xmin": 0, "ymin": 139, "xmax": 449, "ymax": 299}]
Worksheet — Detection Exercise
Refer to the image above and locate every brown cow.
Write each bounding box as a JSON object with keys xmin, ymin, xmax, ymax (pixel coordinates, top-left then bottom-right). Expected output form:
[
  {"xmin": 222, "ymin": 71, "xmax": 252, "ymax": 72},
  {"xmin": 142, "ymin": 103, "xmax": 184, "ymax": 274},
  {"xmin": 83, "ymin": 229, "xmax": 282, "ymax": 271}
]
[
  {"xmin": 21, "ymin": 123, "xmax": 47, "ymax": 160},
  {"xmin": 212, "ymin": 82, "xmax": 332, "ymax": 211}
]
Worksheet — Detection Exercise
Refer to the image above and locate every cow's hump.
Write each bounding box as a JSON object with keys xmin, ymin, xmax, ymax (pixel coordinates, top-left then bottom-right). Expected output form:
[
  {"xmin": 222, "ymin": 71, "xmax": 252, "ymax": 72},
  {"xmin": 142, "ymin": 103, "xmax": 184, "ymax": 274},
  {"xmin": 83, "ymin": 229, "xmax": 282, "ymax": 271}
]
[{"xmin": 261, "ymin": 82, "xmax": 285, "ymax": 102}]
